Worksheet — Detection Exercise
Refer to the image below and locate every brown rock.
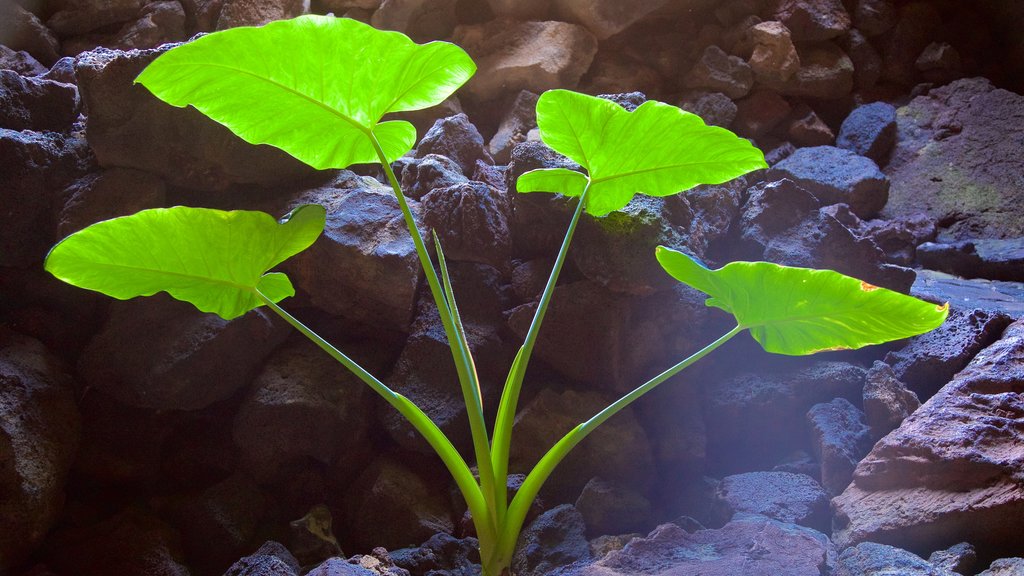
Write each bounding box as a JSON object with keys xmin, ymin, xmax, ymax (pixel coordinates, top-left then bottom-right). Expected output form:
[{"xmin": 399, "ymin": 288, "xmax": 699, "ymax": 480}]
[
  {"xmin": 852, "ymin": 0, "xmax": 895, "ymax": 36},
  {"xmin": 760, "ymin": 41, "xmax": 854, "ymax": 100},
  {"xmin": 488, "ymin": 90, "xmax": 539, "ymax": 164},
  {"xmin": 862, "ymin": 361, "xmax": 920, "ymax": 441},
  {"xmin": 0, "ymin": 45, "xmax": 49, "ymax": 75},
  {"xmin": 370, "ymin": 0, "xmax": 458, "ymax": 42},
  {"xmin": 733, "ymin": 89, "xmax": 792, "ymax": 137},
  {"xmin": 876, "ymin": 1, "xmax": 941, "ymax": 86},
  {"xmin": 217, "ymin": 0, "xmax": 305, "ymax": 28},
  {"xmin": 47, "ymin": 0, "xmax": 145, "ymax": 36},
  {"xmin": 785, "ymin": 104, "xmax": 834, "ymax": 146},
  {"xmin": 747, "ymin": 21, "xmax": 800, "ymax": 83},
  {"xmin": 0, "ymin": 2, "xmax": 60, "ymax": 65},
  {"xmin": 770, "ymin": 0, "xmax": 850, "ymax": 42},
  {"xmin": 485, "ymin": 0, "xmax": 551, "ymax": 20},
  {"xmin": 552, "ymin": 0, "xmax": 671, "ymax": 40},
  {"xmin": 684, "ymin": 44, "xmax": 753, "ymax": 100},
  {"xmin": 57, "ymin": 167, "xmax": 167, "ymax": 238},
  {"xmin": 832, "ymin": 319, "xmax": 1024, "ymax": 554},
  {"xmin": 840, "ymin": 28, "xmax": 882, "ymax": 90},
  {"xmin": 454, "ymin": 19, "xmax": 597, "ymax": 101}
]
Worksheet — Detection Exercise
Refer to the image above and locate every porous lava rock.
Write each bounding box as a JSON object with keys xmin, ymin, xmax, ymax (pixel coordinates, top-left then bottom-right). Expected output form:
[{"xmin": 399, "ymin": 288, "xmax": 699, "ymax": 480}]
[
  {"xmin": 806, "ymin": 397, "xmax": 873, "ymax": 495},
  {"xmin": 575, "ymin": 477, "xmax": 652, "ymax": 537},
  {"xmin": 712, "ymin": 471, "xmax": 830, "ymax": 532},
  {"xmin": 832, "ymin": 319, "xmax": 1024, "ymax": 554},
  {"xmin": 0, "ymin": 69, "xmax": 79, "ymax": 131},
  {"xmin": 512, "ymin": 504, "xmax": 591, "ymax": 576},
  {"xmin": 768, "ymin": 145, "xmax": 888, "ymax": 218},
  {"xmin": 415, "ymin": 113, "xmax": 492, "ymax": 176},
  {"xmin": 551, "ymin": 0, "xmax": 671, "ymax": 40},
  {"xmin": 769, "ymin": 0, "xmax": 851, "ymax": 42},
  {"xmin": 0, "ymin": 45, "xmax": 49, "ymax": 76},
  {"xmin": 398, "ymin": 153, "xmax": 467, "ymax": 200},
  {"xmin": 834, "ymin": 542, "xmax": 948, "ymax": 576},
  {"xmin": 980, "ymin": 558, "xmax": 1024, "ymax": 576},
  {"xmin": 0, "ymin": 330, "xmax": 80, "ymax": 573},
  {"xmin": 488, "ymin": 90, "xmax": 539, "ymax": 164},
  {"xmin": 390, "ymin": 532, "xmax": 480, "ymax": 576},
  {"xmin": 224, "ymin": 541, "xmax": 302, "ymax": 576},
  {"xmin": 758, "ymin": 41, "xmax": 854, "ymax": 100},
  {"xmin": 883, "ymin": 78, "xmax": 1024, "ymax": 241},
  {"xmin": 862, "ymin": 360, "xmax": 920, "ymax": 441},
  {"xmin": 216, "ymin": 0, "xmax": 305, "ymax": 29},
  {"xmin": 421, "ymin": 180, "xmax": 511, "ymax": 271},
  {"xmin": 74, "ymin": 44, "xmax": 315, "ymax": 191},
  {"xmin": 684, "ymin": 45, "xmax": 753, "ymax": 100},
  {"xmin": 552, "ymin": 515, "xmax": 836, "ymax": 575},
  {"xmin": 747, "ymin": 21, "xmax": 800, "ymax": 84},
  {"xmin": 837, "ymin": 101, "xmax": 897, "ymax": 165},
  {"xmin": 917, "ymin": 239, "xmax": 1024, "ymax": 283}
]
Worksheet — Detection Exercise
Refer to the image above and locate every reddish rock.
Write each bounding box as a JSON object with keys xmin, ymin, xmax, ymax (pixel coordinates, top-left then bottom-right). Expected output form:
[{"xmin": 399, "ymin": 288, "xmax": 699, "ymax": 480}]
[
  {"xmin": 216, "ymin": 0, "xmax": 305, "ymax": 29},
  {"xmin": 832, "ymin": 319, "xmax": 1024, "ymax": 554},
  {"xmin": 862, "ymin": 361, "xmax": 920, "ymax": 441},
  {"xmin": 760, "ymin": 42, "xmax": 854, "ymax": 100},
  {"xmin": 733, "ymin": 90, "xmax": 792, "ymax": 138},
  {"xmin": 784, "ymin": 104, "xmax": 834, "ymax": 146},
  {"xmin": 769, "ymin": 0, "xmax": 850, "ymax": 42},
  {"xmin": 370, "ymin": 0, "xmax": 457, "ymax": 41},
  {"xmin": 0, "ymin": 2, "xmax": 60, "ymax": 64},
  {"xmin": 852, "ymin": 0, "xmax": 895, "ymax": 36},
  {"xmin": 747, "ymin": 21, "xmax": 800, "ymax": 83},
  {"xmin": 551, "ymin": 0, "xmax": 672, "ymax": 40},
  {"xmin": 485, "ymin": 0, "xmax": 550, "ymax": 20},
  {"xmin": 684, "ymin": 45, "xmax": 753, "ymax": 100}
]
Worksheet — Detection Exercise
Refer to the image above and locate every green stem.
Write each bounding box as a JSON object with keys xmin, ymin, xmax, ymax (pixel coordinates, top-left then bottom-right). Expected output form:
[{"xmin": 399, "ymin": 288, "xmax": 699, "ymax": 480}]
[
  {"xmin": 490, "ymin": 183, "xmax": 591, "ymax": 532},
  {"xmin": 493, "ymin": 324, "xmax": 746, "ymax": 566},
  {"xmin": 254, "ymin": 291, "xmax": 493, "ymax": 554},
  {"xmin": 368, "ymin": 134, "xmax": 498, "ymax": 542}
]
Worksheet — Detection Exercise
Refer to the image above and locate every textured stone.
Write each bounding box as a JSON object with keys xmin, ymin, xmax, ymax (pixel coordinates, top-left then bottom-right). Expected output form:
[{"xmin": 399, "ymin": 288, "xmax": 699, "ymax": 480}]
[
  {"xmin": 0, "ymin": 45, "xmax": 49, "ymax": 76},
  {"xmin": 454, "ymin": 20, "xmax": 597, "ymax": 101},
  {"xmin": 841, "ymin": 28, "xmax": 882, "ymax": 90},
  {"xmin": 917, "ymin": 239, "xmax": 1024, "ymax": 283},
  {"xmin": 60, "ymin": 0, "xmax": 186, "ymax": 55},
  {"xmin": 512, "ymin": 504, "xmax": 591, "ymax": 576},
  {"xmin": 224, "ymin": 541, "xmax": 302, "ymax": 576},
  {"xmin": 980, "ymin": 558, "xmax": 1024, "ymax": 576},
  {"xmin": 0, "ymin": 69, "xmax": 79, "ymax": 131},
  {"xmin": 732, "ymin": 89, "xmax": 791, "ymax": 138},
  {"xmin": 837, "ymin": 102, "xmax": 897, "ymax": 165},
  {"xmin": 416, "ymin": 113, "xmax": 492, "ymax": 176},
  {"xmin": 785, "ymin": 104, "xmax": 834, "ymax": 147},
  {"xmin": 678, "ymin": 91, "xmax": 737, "ymax": 128},
  {"xmin": 770, "ymin": 0, "xmax": 850, "ymax": 42},
  {"xmin": 835, "ymin": 542, "xmax": 946, "ymax": 576},
  {"xmin": 747, "ymin": 21, "xmax": 800, "ymax": 83},
  {"xmin": 217, "ymin": 0, "xmax": 305, "ymax": 28},
  {"xmin": 684, "ymin": 45, "xmax": 753, "ymax": 100},
  {"xmin": 852, "ymin": 0, "xmax": 895, "ymax": 36},
  {"xmin": 421, "ymin": 180, "xmax": 510, "ymax": 270},
  {"xmin": 390, "ymin": 533, "xmax": 480, "ymax": 576},
  {"xmin": 0, "ymin": 330, "xmax": 80, "ymax": 573},
  {"xmin": 862, "ymin": 361, "xmax": 920, "ymax": 441},
  {"xmin": 77, "ymin": 295, "xmax": 288, "ymax": 410},
  {"xmin": 0, "ymin": 2, "xmax": 60, "ymax": 64},
  {"xmin": 911, "ymin": 271, "xmax": 1024, "ymax": 318},
  {"xmin": 551, "ymin": 0, "xmax": 670, "ymax": 39},
  {"xmin": 370, "ymin": 0, "xmax": 457, "ymax": 41},
  {"xmin": 551, "ymin": 516, "xmax": 836, "ymax": 576},
  {"xmin": 760, "ymin": 42, "xmax": 854, "ymax": 100},
  {"xmin": 485, "ymin": 0, "xmax": 550, "ymax": 20},
  {"xmin": 928, "ymin": 542, "xmax": 977, "ymax": 576},
  {"xmin": 307, "ymin": 559, "xmax": 377, "ymax": 576},
  {"xmin": 488, "ymin": 90, "xmax": 539, "ymax": 164},
  {"xmin": 877, "ymin": 2, "xmax": 941, "ymax": 86},
  {"xmin": 57, "ymin": 167, "xmax": 167, "ymax": 237},
  {"xmin": 713, "ymin": 472, "xmax": 830, "ymax": 532},
  {"xmin": 47, "ymin": 0, "xmax": 144, "ymax": 35},
  {"xmin": 807, "ymin": 397, "xmax": 872, "ymax": 495},
  {"xmin": 397, "ymin": 153, "xmax": 467, "ymax": 200},
  {"xmin": 74, "ymin": 45, "xmax": 314, "ymax": 191},
  {"xmin": 575, "ymin": 477, "xmax": 652, "ymax": 537},
  {"xmin": 768, "ymin": 145, "xmax": 888, "ymax": 218},
  {"xmin": 832, "ymin": 320, "xmax": 1024, "ymax": 553}
]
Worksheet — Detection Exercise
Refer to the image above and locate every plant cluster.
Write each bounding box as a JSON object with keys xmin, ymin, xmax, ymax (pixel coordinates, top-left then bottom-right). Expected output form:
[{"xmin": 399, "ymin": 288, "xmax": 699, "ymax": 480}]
[{"xmin": 44, "ymin": 16, "xmax": 947, "ymax": 576}]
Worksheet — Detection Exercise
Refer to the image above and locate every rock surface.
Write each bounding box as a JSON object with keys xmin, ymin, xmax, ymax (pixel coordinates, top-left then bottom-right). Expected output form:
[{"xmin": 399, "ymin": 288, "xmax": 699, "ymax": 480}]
[
  {"xmin": 832, "ymin": 319, "xmax": 1024, "ymax": 555},
  {"xmin": 768, "ymin": 146, "xmax": 889, "ymax": 218},
  {"xmin": 512, "ymin": 504, "xmax": 591, "ymax": 576},
  {"xmin": 712, "ymin": 471, "xmax": 830, "ymax": 532},
  {"xmin": 834, "ymin": 541, "xmax": 948, "ymax": 576}
]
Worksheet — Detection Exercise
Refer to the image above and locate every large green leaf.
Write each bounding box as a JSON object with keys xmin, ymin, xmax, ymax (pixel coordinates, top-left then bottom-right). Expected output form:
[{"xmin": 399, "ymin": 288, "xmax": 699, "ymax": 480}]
[
  {"xmin": 135, "ymin": 15, "xmax": 476, "ymax": 168},
  {"xmin": 44, "ymin": 205, "xmax": 326, "ymax": 320},
  {"xmin": 516, "ymin": 90, "xmax": 767, "ymax": 216},
  {"xmin": 655, "ymin": 246, "xmax": 949, "ymax": 355}
]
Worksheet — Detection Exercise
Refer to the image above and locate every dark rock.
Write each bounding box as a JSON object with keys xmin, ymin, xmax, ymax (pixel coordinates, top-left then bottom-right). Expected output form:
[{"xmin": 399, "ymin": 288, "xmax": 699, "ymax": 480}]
[
  {"xmin": 512, "ymin": 504, "xmax": 590, "ymax": 576},
  {"xmin": 41, "ymin": 56, "xmax": 77, "ymax": 84},
  {"xmin": 0, "ymin": 330, "xmax": 80, "ymax": 573},
  {"xmin": 77, "ymin": 294, "xmax": 289, "ymax": 410},
  {"xmin": 552, "ymin": 516, "xmax": 836, "ymax": 575},
  {"xmin": 370, "ymin": 0, "xmax": 457, "ymax": 41},
  {"xmin": 768, "ymin": 145, "xmax": 888, "ymax": 218},
  {"xmin": 0, "ymin": 64, "xmax": 72, "ymax": 128},
  {"xmin": 712, "ymin": 472, "xmax": 830, "ymax": 532},
  {"xmin": 216, "ymin": 0, "xmax": 305, "ymax": 29},
  {"xmin": 416, "ymin": 113, "xmax": 492, "ymax": 176},
  {"xmin": 484, "ymin": 0, "xmax": 549, "ymax": 20},
  {"xmin": 306, "ymin": 558, "xmax": 377, "ymax": 576},
  {"xmin": 224, "ymin": 541, "xmax": 301, "ymax": 576},
  {"xmin": 47, "ymin": 0, "xmax": 144, "ymax": 36},
  {"xmin": 165, "ymin": 475, "xmax": 269, "ymax": 570},
  {"xmin": 732, "ymin": 89, "xmax": 792, "ymax": 138},
  {"xmin": 454, "ymin": 19, "xmax": 597, "ymax": 101},
  {"xmin": 506, "ymin": 140, "xmax": 582, "ymax": 256},
  {"xmin": 72, "ymin": 390, "xmax": 173, "ymax": 485},
  {"xmin": 840, "ymin": 28, "xmax": 882, "ymax": 90},
  {"xmin": 488, "ymin": 90, "xmax": 539, "ymax": 164},
  {"xmin": 346, "ymin": 548, "xmax": 410, "ymax": 576},
  {"xmin": 856, "ymin": 212, "xmax": 936, "ymax": 266},
  {"xmin": 0, "ymin": 127, "xmax": 94, "ymax": 267},
  {"xmin": 61, "ymin": 0, "xmax": 187, "ymax": 55},
  {"xmin": 233, "ymin": 341, "xmax": 373, "ymax": 481},
  {"xmin": 390, "ymin": 533, "xmax": 480, "ymax": 576},
  {"xmin": 760, "ymin": 41, "xmax": 854, "ymax": 100},
  {"xmin": 862, "ymin": 361, "xmax": 920, "ymax": 441},
  {"xmin": 876, "ymin": 2, "xmax": 941, "ymax": 86},
  {"xmin": 509, "ymin": 388, "xmax": 655, "ymax": 501},
  {"xmin": 287, "ymin": 172, "xmax": 421, "ymax": 331},
  {"xmin": 770, "ymin": 0, "xmax": 850, "ymax": 42},
  {"xmin": 911, "ymin": 271, "xmax": 1024, "ymax": 318},
  {"xmin": 916, "ymin": 42, "xmax": 963, "ymax": 85},
  {"xmin": 784, "ymin": 104, "xmax": 834, "ymax": 146},
  {"xmin": 0, "ymin": 1, "xmax": 60, "ymax": 64},
  {"xmin": 43, "ymin": 508, "xmax": 190, "ymax": 576},
  {"xmin": 807, "ymin": 397, "xmax": 873, "ymax": 495},
  {"xmin": 833, "ymin": 320, "xmax": 1024, "ymax": 553},
  {"xmin": 74, "ymin": 45, "xmax": 315, "ymax": 191},
  {"xmin": 747, "ymin": 20, "xmax": 800, "ymax": 84},
  {"xmin": 391, "ymin": 96, "xmax": 464, "ymax": 143},
  {"xmin": 883, "ymin": 307, "xmax": 1013, "ymax": 399},
  {"xmin": 852, "ymin": 0, "xmax": 895, "ymax": 36},
  {"xmin": 422, "ymin": 181, "xmax": 511, "ymax": 270},
  {"xmin": 575, "ymin": 477, "xmax": 652, "ymax": 538},
  {"xmin": 763, "ymin": 139, "xmax": 796, "ymax": 164},
  {"xmin": 837, "ymin": 102, "xmax": 897, "ymax": 165},
  {"xmin": 398, "ymin": 154, "xmax": 467, "ymax": 200},
  {"xmin": 835, "ymin": 542, "xmax": 945, "ymax": 576},
  {"xmin": 917, "ymin": 239, "xmax": 1024, "ymax": 283},
  {"xmin": 582, "ymin": 53, "xmax": 663, "ymax": 98},
  {"xmin": 343, "ymin": 455, "xmax": 455, "ymax": 552},
  {"xmin": 772, "ymin": 450, "xmax": 820, "ymax": 478},
  {"xmin": 551, "ymin": 0, "xmax": 672, "ymax": 40},
  {"xmin": 57, "ymin": 167, "xmax": 167, "ymax": 237},
  {"xmin": 928, "ymin": 542, "xmax": 977, "ymax": 576},
  {"xmin": 683, "ymin": 45, "xmax": 753, "ymax": 100},
  {"xmin": 0, "ymin": 45, "xmax": 49, "ymax": 76},
  {"xmin": 678, "ymin": 91, "xmax": 737, "ymax": 128},
  {"xmin": 511, "ymin": 258, "xmax": 552, "ymax": 302},
  {"xmin": 980, "ymin": 558, "xmax": 1024, "ymax": 576},
  {"xmin": 287, "ymin": 505, "xmax": 344, "ymax": 569},
  {"xmin": 703, "ymin": 361, "xmax": 866, "ymax": 472}
]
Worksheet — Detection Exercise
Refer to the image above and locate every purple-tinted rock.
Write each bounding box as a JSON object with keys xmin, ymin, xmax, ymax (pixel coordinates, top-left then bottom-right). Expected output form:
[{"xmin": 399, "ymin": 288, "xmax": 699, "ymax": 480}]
[
  {"xmin": 807, "ymin": 397, "xmax": 873, "ymax": 495},
  {"xmin": 684, "ymin": 45, "xmax": 753, "ymax": 100},
  {"xmin": 911, "ymin": 271, "xmax": 1024, "ymax": 318},
  {"xmin": 287, "ymin": 172, "xmax": 421, "ymax": 331},
  {"xmin": 61, "ymin": 0, "xmax": 187, "ymax": 55},
  {"xmin": 77, "ymin": 295, "xmax": 288, "ymax": 410},
  {"xmin": 416, "ymin": 113, "xmax": 492, "ymax": 176},
  {"xmin": 837, "ymin": 102, "xmax": 897, "ymax": 165},
  {"xmin": 575, "ymin": 477, "xmax": 652, "ymax": 538},
  {"xmin": 370, "ymin": 0, "xmax": 457, "ymax": 42},
  {"xmin": 980, "ymin": 558, "xmax": 1024, "ymax": 576},
  {"xmin": 713, "ymin": 472, "xmax": 830, "ymax": 532},
  {"xmin": 488, "ymin": 90, "xmax": 539, "ymax": 164},
  {"xmin": 513, "ymin": 504, "xmax": 590, "ymax": 576},
  {"xmin": 862, "ymin": 361, "xmax": 920, "ymax": 441},
  {"xmin": 852, "ymin": 0, "xmax": 895, "ymax": 36},
  {"xmin": 74, "ymin": 45, "xmax": 315, "ymax": 191},
  {"xmin": 678, "ymin": 90, "xmax": 737, "ymax": 128},
  {"xmin": 855, "ymin": 212, "xmax": 936, "ymax": 266},
  {"xmin": 884, "ymin": 307, "xmax": 1013, "ymax": 399},
  {"xmin": 307, "ymin": 559, "xmax": 377, "ymax": 576},
  {"xmin": 928, "ymin": 542, "xmax": 977, "ymax": 576},
  {"xmin": 224, "ymin": 541, "xmax": 301, "ymax": 576},
  {"xmin": 397, "ymin": 154, "xmax": 467, "ymax": 200},
  {"xmin": 57, "ymin": 167, "xmax": 167, "ymax": 237},
  {"xmin": 768, "ymin": 145, "xmax": 888, "ymax": 218},
  {"xmin": 917, "ymin": 239, "xmax": 1024, "ymax": 283},
  {"xmin": 422, "ymin": 180, "xmax": 511, "ymax": 271},
  {"xmin": 0, "ymin": 1, "xmax": 60, "ymax": 64},
  {"xmin": 390, "ymin": 533, "xmax": 480, "ymax": 576},
  {"xmin": 0, "ymin": 69, "xmax": 78, "ymax": 131},
  {"xmin": 835, "ymin": 542, "xmax": 945, "ymax": 576},
  {"xmin": 0, "ymin": 45, "xmax": 49, "ymax": 76},
  {"xmin": 506, "ymin": 141, "xmax": 583, "ymax": 256},
  {"xmin": 770, "ymin": 0, "xmax": 850, "ymax": 42},
  {"xmin": 47, "ymin": 0, "xmax": 144, "ymax": 36},
  {"xmin": 553, "ymin": 516, "xmax": 836, "ymax": 576},
  {"xmin": 216, "ymin": 0, "xmax": 305, "ymax": 29},
  {"xmin": 832, "ymin": 320, "xmax": 1024, "ymax": 552},
  {"xmin": 0, "ymin": 330, "xmax": 80, "ymax": 572}
]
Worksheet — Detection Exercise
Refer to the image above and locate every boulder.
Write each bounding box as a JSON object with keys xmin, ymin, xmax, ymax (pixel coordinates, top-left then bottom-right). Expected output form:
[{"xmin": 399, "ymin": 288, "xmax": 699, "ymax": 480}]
[
  {"xmin": 770, "ymin": 0, "xmax": 850, "ymax": 42},
  {"xmin": 488, "ymin": 90, "xmax": 539, "ymax": 164},
  {"xmin": 61, "ymin": 0, "xmax": 187, "ymax": 55},
  {"xmin": 0, "ymin": 330, "xmax": 81, "ymax": 572},
  {"xmin": 453, "ymin": 19, "xmax": 597, "ymax": 102},
  {"xmin": 415, "ymin": 113, "xmax": 492, "ymax": 176},
  {"xmin": 806, "ymin": 397, "xmax": 873, "ymax": 495},
  {"xmin": 785, "ymin": 104, "xmax": 834, "ymax": 147},
  {"xmin": 683, "ymin": 45, "xmax": 753, "ymax": 100},
  {"xmin": 876, "ymin": 2, "xmax": 941, "ymax": 86},
  {"xmin": 854, "ymin": 212, "xmax": 935, "ymax": 266},
  {"xmin": 928, "ymin": 542, "xmax": 977, "ymax": 576},
  {"xmin": 759, "ymin": 41, "xmax": 854, "ymax": 100},
  {"xmin": 917, "ymin": 239, "xmax": 1024, "ymax": 283},
  {"xmin": 0, "ymin": 45, "xmax": 49, "ymax": 76},
  {"xmin": 287, "ymin": 172, "xmax": 422, "ymax": 331},
  {"xmin": 840, "ymin": 28, "xmax": 883, "ymax": 90},
  {"xmin": 216, "ymin": 0, "xmax": 305, "ymax": 28},
  {"xmin": 911, "ymin": 271, "xmax": 1024, "ymax": 318},
  {"xmin": 837, "ymin": 102, "xmax": 897, "ymax": 165},
  {"xmin": 553, "ymin": 516, "xmax": 836, "ymax": 575},
  {"xmin": 575, "ymin": 477, "xmax": 652, "ymax": 537},
  {"xmin": 551, "ymin": 0, "xmax": 671, "ymax": 40},
  {"xmin": 397, "ymin": 153, "xmax": 468, "ymax": 200},
  {"xmin": 835, "ymin": 542, "xmax": 948, "ymax": 576},
  {"xmin": 224, "ymin": 541, "xmax": 302, "ymax": 576},
  {"xmin": 732, "ymin": 89, "xmax": 792, "ymax": 138},
  {"xmin": 980, "ymin": 558, "xmax": 1024, "ymax": 576},
  {"xmin": 678, "ymin": 91, "xmax": 737, "ymax": 128},
  {"xmin": 47, "ymin": 0, "xmax": 144, "ymax": 36},
  {"xmin": 57, "ymin": 167, "xmax": 167, "ymax": 237},
  {"xmin": 712, "ymin": 472, "xmax": 830, "ymax": 532},
  {"xmin": 862, "ymin": 361, "xmax": 920, "ymax": 441},
  {"xmin": 74, "ymin": 45, "xmax": 315, "ymax": 191},
  {"xmin": 0, "ymin": 69, "xmax": 79, "ymax": 131},
  {"xmin": 485, "ymin": 0, "xmax": 550, "ymax": 20},
  {"xmin": 77, "ymin": 294, "xmax": 289, "ymax": 410},
  {"xmin": 768, "ymin": 145, "xmax": 888, "ymax": 218},
  {"xmin": 852, "ymin": 0, "xmax": 895, "ymax": 36},
  {"xmin": 747, "ymin": 21, "xmax": 800, "ymax": 84},
  {"xmin": 832, "ymin": 319, "xmax": 1024, "ymax": 554},
  {"xmin": 421, "ymin": 180, "xmax": 511, "ymax": 270},
  {"xmin": 370, "ymin": 0, "xmax": 457, "ymax": 41},
  {"xmin": 390, "ymin": 533, "xmax": 480, "ymax": 576},
  {"xmin": 305, "ymin": 558, "xmax": 378, "ymax": 576},
  {"xmin": 0, "ymin": 2, "xmax": 60, "ymax": 64},
  {"xmin": 512, "ymin": 504, "xmax": 591, "ymax": 576}
]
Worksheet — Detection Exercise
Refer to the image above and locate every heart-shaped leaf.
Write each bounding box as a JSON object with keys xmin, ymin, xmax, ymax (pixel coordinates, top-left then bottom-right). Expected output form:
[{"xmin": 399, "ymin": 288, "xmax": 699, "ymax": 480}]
[
  {"xmin": 44, "ymin": 205, "xmax": 326, "ymax": 320},
  {"xmin": 135, "ymin": 15, "xmax": 476, "ymax": 168},
  {"xmin": 516, "ymin": 90, "xmax": 767, "ymax": 216},
  {"xmin": 656, "ymin": 246, "xmax": 949, "ymax": 355}
]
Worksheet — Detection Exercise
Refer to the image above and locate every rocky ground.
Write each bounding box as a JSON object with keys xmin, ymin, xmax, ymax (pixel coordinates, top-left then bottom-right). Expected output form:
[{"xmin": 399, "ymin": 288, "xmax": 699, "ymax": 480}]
[{"xmin": 2, "ymin": 0, "xmax": 1024, "ymax": 575}]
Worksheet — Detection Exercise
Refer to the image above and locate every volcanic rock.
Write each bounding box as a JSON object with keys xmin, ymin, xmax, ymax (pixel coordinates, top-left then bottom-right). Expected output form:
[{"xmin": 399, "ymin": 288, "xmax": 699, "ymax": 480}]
[
  {"xmin": 768, "ymin": 145, "xmax": 888, "ymax": 218},
  {"xmin": 684, "ymin": 45, "xmax": 753, "ymax": 100},
  {"xmin": 732, "ymin": 89, "xmax": 791, "ymax": 138},
  {"xmin": 421, "ymin": 180, "xmax": 510, "ymax": 270},
  {"xmin": 806, "ymin": 397, "xmax": 873, "ymax": 495},
  {"xmin": 837, "ymin": 101, "xmax": 897, "ymax": 165},
  {"xmin": 416, "ymin": 113, "xmax": 492, "ymax": 176},
  {"xmin": 747, "ymin": 21, "xmax": 800, "ymax": 83},
  {"xmin": 852, "ymin": 0, "xmax": 895, "ymax": 36},
  {"xmin": 678, "ymin": 91, "xmax": 737, "ymax": 128},
  {"xmin": 980, "ymin": 558, "xmax": 1024, "ymax": 576},
  {"xmin": 712, "ymin": 471, "xmax": 830, "ymax": 532},
  {"xmin": 917, "ymin": 239, "xmax": 1024, "ymax": 283},
  {"xmin": 840, "ymin": 28, "xmax": 883, "ymax": 90},
  {"xmin": 224, "ymin": 541, "xmax": 302, "ymax": 576},
  {"xmin": 0, "ymin": 45, "xmax": 49, "ymax": 76},
  {"xmin": 371, "ymin": 0, "xmax": 457, "ymax": 41},
  {"xmin": 862, "ymin": 361, "xmax": 920, "ymax": 441},
  {"xmin": 785, "ymin": 104, "xmax": 834, "ymax": 147},
  {"xmin": 551, "ymin": 0, "xmax": 671, "ymax": 40},
  {"xmin": 0, "ymin": 2, "xmax": 60, "ymax": 64},
  {"xmin": 759, "ymin": 41, "xmax": 854, "ymax": 100},
  {"xmin": 835, "ymin": 542, "xmax": 948, "ymax": 576},
  {"xmin": 929, "ymin": 542, "xmax": 977, "ymax": 576},
  {"xmin": 770, "ymin": 0, "xmax": 851, "ymax": 42},
  {"xmin": 832, "ymin": 319, "xmax": 1024, "ymax": 554},
  {"xmin": 512, "ymin": 504, "xmax": 591, "ymax": 576},
  {"xmin": 575, "ymin": 477, "xmax": 652, "ymax": 537},
  {"xmin": 57, "ymin": 167, "xmax": 167, "ymax": 237},
  {"xmin": 488, "ymin": 90, "xmax": 539, "ymax": 164},
  {"xmin": 217, "ymin": 0, "xmax": 305, "ymax": 28},
  {"xmin": 0, "ymin": 69, "xmax": 79, "ymax": 132}
]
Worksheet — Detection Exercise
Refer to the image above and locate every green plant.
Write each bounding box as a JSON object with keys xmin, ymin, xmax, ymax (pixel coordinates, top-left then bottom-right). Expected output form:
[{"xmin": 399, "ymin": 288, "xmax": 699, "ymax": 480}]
[{"xmin": 43, "ymin": 16, "xmax": 948, "ymax": 576}]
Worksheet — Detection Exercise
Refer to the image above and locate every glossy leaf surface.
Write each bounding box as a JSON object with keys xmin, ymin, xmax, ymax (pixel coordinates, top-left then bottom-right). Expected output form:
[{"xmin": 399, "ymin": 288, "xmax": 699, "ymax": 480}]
[
  {"xmin": 656, "ymin": 246, "xmax": 949, "ymax": 355},
  {"xmin": 45, "ymin": 205, "xmax": 326, "ymax": 320},
  {"xmin": 517, "ymin": 90, "xmax": 767, "ymax": 216},
  {"xmin": 135, "ymin": 15, "xmax": 475, "ymax": 168}
]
